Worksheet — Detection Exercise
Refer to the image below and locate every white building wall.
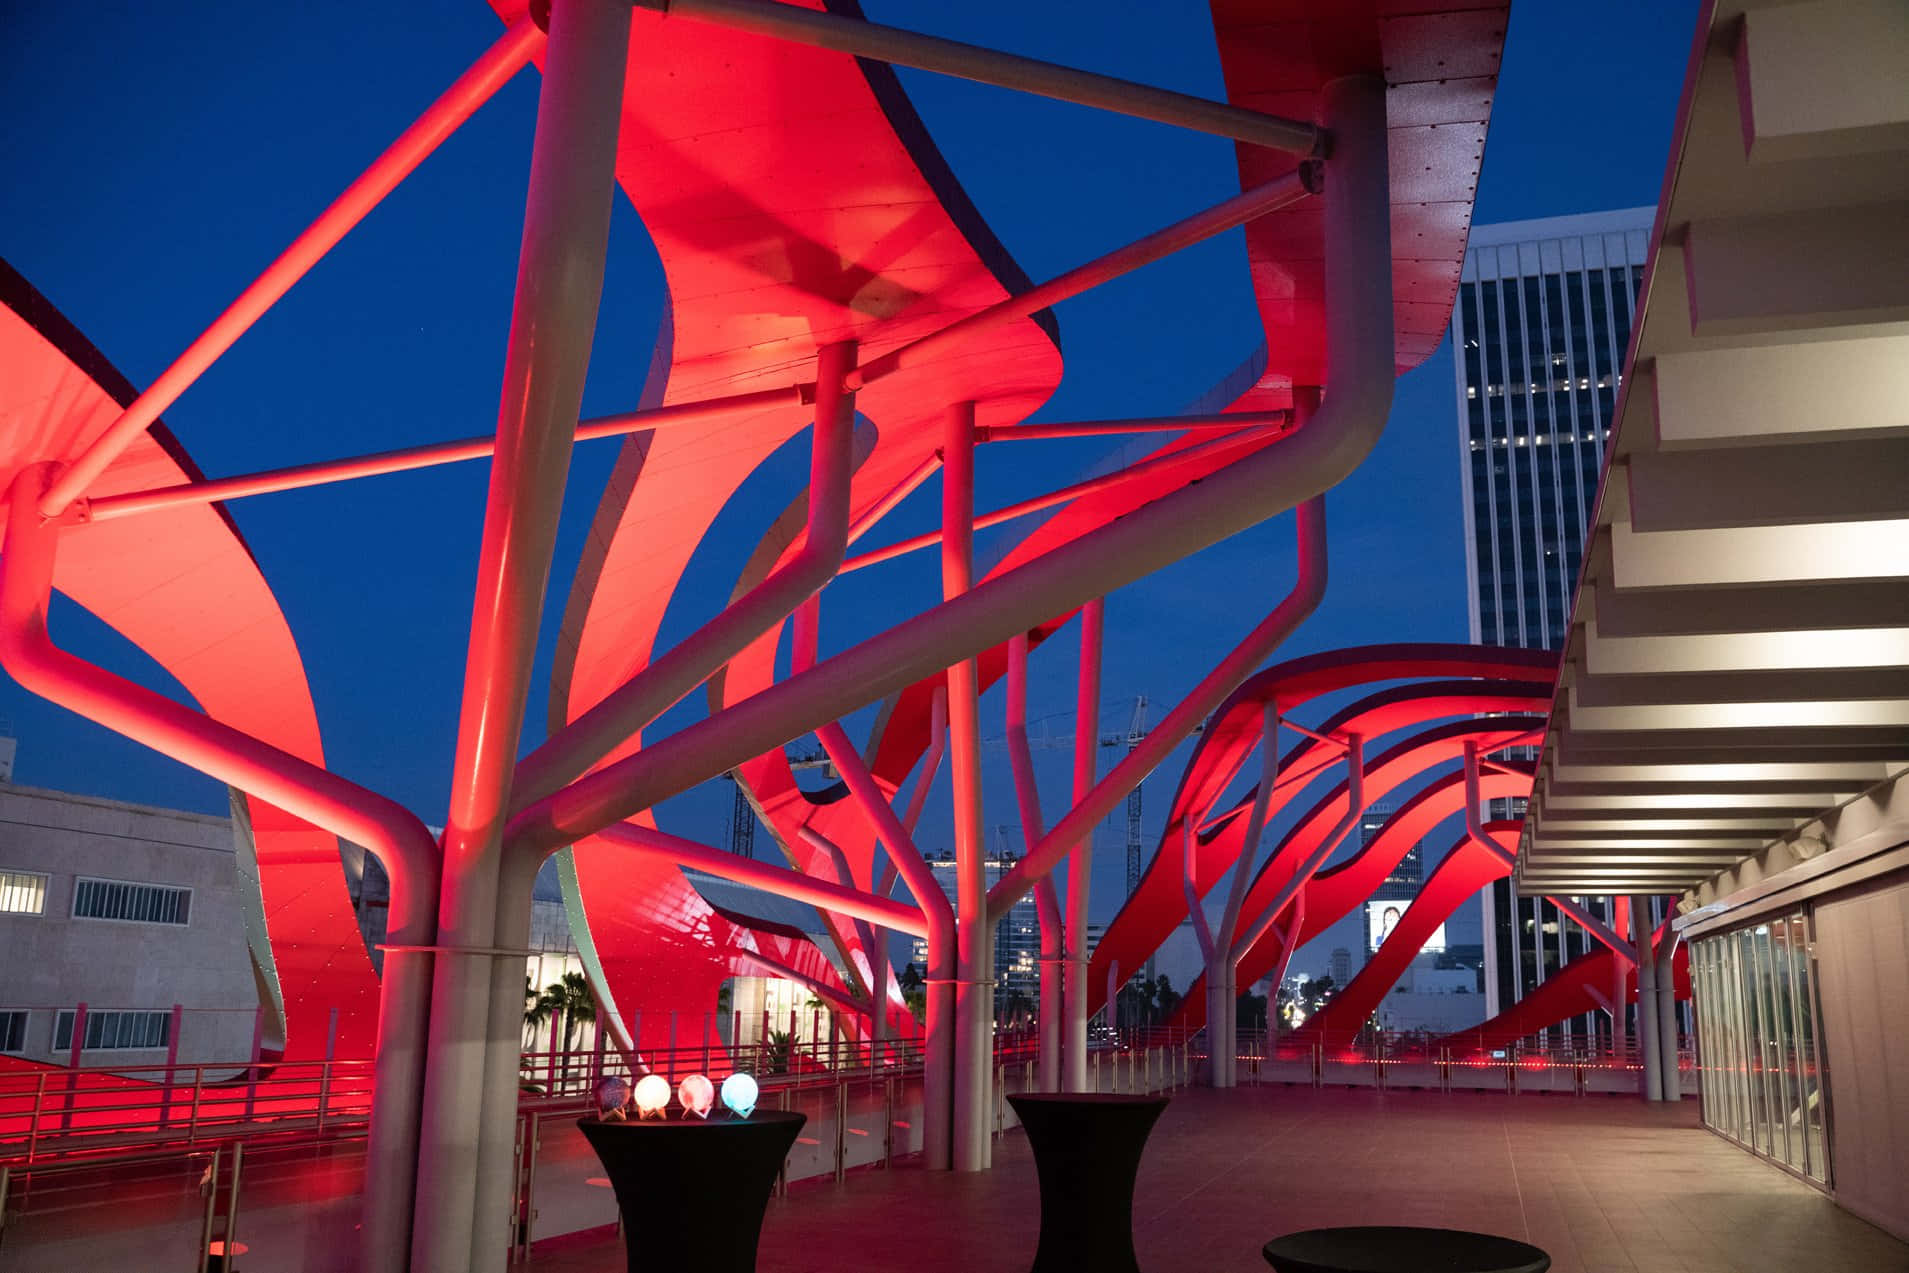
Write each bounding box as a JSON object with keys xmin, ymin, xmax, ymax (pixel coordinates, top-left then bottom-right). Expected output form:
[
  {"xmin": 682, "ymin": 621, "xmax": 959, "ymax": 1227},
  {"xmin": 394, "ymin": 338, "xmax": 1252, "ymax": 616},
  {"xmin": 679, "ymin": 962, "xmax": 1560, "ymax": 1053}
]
[{"xmin": 0, "ymin": 781, "xmax": 260, "ymax": 1066}]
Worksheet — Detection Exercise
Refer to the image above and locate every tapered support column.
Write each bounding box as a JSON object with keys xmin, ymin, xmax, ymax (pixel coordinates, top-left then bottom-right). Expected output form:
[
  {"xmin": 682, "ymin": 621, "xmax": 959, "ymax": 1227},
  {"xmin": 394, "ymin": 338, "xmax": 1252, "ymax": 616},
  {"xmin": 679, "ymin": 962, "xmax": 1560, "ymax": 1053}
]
[
  {"xmin": 413, "ymin": 4, "xmax": 631, "ymax": 1270},
  {"xmin": 1005, "ymin": 631, "xmax": 1063, "ymax": 1092},
  {"xmin": 1656, "ymin": 920, "xmax": 1682, "ymax": 1101},
  {"xmin": 1611, "ymin": 897, "xmax": 1629, "ymax": 1060},
  {"xmin": 1212, "ymin": 702, "xmax": 1282, "ymax": 1087},
  {"xmin": 943, "ymin": 401, "xmax": 991, "ymax": 1170},
  {"xmin": 1062, "ymin": 600, "xmax": 1102, "ymax": 1093},
  {"xmin": 1629, "ymin": 895, "xmax": 1663, "ymax": 1102}
]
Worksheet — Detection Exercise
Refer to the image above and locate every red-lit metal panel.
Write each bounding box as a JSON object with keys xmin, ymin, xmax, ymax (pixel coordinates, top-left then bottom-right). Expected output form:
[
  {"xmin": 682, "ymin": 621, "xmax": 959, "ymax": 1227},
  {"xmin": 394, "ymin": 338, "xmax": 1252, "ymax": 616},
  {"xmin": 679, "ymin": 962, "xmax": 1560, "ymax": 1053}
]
[{"xmin": 0, "ymin": 260, "xmax": 370, "ymax": 1061}]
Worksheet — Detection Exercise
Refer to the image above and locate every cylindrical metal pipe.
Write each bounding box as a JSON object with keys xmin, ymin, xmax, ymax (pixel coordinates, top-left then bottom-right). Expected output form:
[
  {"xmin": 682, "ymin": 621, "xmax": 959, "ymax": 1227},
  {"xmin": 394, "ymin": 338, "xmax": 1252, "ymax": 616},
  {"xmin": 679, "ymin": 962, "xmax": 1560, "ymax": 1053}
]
[
  {"xmin": 1062, "ymin": 600, "xmax": 1103, "ymax": 1093},
  {"xmin": 0, "ymin": 467, "xmax": 440, "ymax": 1273},
  {"xmin": 1656, "ymin": 914, "xmax": 1682, "ymax": 1101},
  {"xmin": 846, "ymin": 452, "xmax": 944, "ymax": 546},
  {"xmin": 849, "ymin": 171, "xmax": 1314, "ymax": 390},
  {"xmin": 943, "ymin": 402, "xmax": 992, "ymax": 1172},
  {"xmin": 511, "ymin": 341, "xmax": 857, "ymax": 812},
  {"xmin": 979, "ymin": 410, "xmax": 1288, "ymax": 442},
  {"xmin": 1230, "ymin": 725, "xmax": 1360, "ymax": 963},
  {"xmin": 506, "ymin": 76, "xmax": 1394, "ymax": 875},
  {"xmin": 84, "ymin": 386, "xmax": 801, "ymax": 523},
  {"xmin": 603, "ymin": 821, "xmax": 925, "ymax": 934},
  {"xmin": 1005, "ymin": 631, "xmax": 1064, "ymax": 1092},
  {"xmin": 1630, "ymin": 895, "xmax": 1664, "ymax": 1101},
  {"xmin": 839, "ymin": 425, "xmax": 1278, "ymax": 574},
  {"xmin": 641, "ymin": 0, "xmax": 1322, "ymax": 156},
  {"xmin": 39, "ymin": 20, "xmax": 544, "ymax": 519},
  {"xmin": 419, "ymin": 4, "xmax": 631, "ymax": 1270},
  {"xmin": 1212, "ymin": 702, "xmax": 1283, "ymax": 1086}
]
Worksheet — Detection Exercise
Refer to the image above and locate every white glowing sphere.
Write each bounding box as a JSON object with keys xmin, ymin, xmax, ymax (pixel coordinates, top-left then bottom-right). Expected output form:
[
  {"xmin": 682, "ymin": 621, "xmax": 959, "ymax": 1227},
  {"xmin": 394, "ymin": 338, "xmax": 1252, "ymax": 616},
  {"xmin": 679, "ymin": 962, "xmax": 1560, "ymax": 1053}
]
[
  {"xmin": 720, "ymin": 1072, "xmax": 759, "ymax": 1118},
  {"xmin": 633, "ymin": 1073, "xmax": 672, "ymax": 1118},
  {"xmin": 677, "ymin": 1073, "xmax": 715, "ymax": 1118}
]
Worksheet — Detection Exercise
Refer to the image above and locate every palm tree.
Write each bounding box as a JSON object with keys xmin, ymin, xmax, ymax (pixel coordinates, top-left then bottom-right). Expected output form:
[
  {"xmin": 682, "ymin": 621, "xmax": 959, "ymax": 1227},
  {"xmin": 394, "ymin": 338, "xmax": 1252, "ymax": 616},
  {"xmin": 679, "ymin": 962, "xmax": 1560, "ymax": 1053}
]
[{"xmin": 527, "ymin": 971, "xmax": 598, "ymax": 1078}]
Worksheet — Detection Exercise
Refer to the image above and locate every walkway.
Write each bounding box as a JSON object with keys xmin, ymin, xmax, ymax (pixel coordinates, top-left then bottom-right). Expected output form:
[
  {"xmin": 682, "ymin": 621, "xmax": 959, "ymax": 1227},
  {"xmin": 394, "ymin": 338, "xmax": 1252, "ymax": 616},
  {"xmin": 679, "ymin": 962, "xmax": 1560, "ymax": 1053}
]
[{"xmin": 534, "ymin": 1087, "xmax": 1909, "ymax": 1273}]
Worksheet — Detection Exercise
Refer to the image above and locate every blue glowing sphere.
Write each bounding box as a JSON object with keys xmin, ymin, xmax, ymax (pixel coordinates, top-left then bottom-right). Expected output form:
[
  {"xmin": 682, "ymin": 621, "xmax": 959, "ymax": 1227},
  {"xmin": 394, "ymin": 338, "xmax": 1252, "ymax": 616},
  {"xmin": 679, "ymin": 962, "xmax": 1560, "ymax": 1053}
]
[{"xmin": 720, "ymin": 1072, "xmax": 758, "ymax": 1118}]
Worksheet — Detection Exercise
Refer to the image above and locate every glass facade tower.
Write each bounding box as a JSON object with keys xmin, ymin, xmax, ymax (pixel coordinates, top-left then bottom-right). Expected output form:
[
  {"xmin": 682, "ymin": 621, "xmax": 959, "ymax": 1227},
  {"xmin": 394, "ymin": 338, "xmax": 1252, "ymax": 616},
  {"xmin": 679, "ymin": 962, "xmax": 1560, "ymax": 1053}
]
[{"xmin": 1450, "ymin": 208, "xmax": 1653, "ymax": 1043}]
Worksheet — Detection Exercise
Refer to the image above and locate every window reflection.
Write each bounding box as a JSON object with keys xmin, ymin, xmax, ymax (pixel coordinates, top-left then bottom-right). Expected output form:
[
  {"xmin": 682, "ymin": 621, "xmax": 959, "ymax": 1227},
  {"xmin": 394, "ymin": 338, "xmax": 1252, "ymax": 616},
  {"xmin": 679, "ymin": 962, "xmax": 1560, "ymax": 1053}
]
[{"xmin": 1691, "ymin": 911, "xmax": 1828, "ymax": 1184}]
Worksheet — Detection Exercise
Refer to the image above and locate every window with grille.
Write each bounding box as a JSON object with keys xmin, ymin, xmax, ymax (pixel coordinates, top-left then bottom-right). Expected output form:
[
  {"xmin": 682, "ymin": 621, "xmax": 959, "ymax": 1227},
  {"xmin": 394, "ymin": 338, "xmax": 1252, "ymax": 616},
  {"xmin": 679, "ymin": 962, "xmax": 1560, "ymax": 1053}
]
[
  {"xmin": 0, "ymin": 870, "xmax": 47, "ymax": 915},
  {"xmin": 71, "ymin": 877, "xmax": 191, "ymax": 925},
  {"xmin": 53, "ymin": 1009, "xmax": 171, "ymax": 1051},
  {"xmin": 0, "ymin": 1010, "xmax": 27, "ymax": 1053}
]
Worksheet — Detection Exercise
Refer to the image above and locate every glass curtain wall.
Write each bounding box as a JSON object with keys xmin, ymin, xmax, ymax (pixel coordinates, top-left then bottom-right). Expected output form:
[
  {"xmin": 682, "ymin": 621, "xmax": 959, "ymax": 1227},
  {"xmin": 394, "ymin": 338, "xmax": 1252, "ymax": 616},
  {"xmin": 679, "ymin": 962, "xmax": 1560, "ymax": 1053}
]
[{"xmin": 1692, "ymin": 911, "xmax": 1828, "ymax": 1184}]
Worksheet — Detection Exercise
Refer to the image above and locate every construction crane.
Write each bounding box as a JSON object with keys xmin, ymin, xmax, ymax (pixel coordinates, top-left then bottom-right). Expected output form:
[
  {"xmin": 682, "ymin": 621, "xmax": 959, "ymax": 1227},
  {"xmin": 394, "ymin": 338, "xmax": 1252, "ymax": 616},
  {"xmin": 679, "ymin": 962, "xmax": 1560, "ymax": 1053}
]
[
  {"xmin": 1101, "ymin": 696, "xmax": 1149, "ymax": 897},
  {"xmin": 725, "ymin": 745, "xmax": 830, "ymax": 857},
  {"xmin": 986, "ymin": 692, "xmax": 1196, "ymax": 901}
]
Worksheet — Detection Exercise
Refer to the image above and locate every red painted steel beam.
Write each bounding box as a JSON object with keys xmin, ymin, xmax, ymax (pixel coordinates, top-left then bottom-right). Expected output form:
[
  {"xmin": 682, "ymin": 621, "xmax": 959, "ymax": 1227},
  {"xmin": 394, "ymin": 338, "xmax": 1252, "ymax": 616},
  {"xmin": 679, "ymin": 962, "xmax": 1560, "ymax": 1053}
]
[
  {"xmin": 83, "ymin": 385, "xmax": 802, "ymax": 522},
  {"xmin": 847, "ymin": 169, "xmax": 1315, "ymax": 391},
  {"xmin": 976, "ymin": 410, "xmax": 1289, "ymax": 442},
  {"xmin": 635, "ymin": 0, "xmax": 1325, "ymax": 156},
  {"xmin": 838, "ymin": 425, "xmax": 1281, "ymax": 573},
  {"xmin": 38, "ymin": 19, "xmax": 544, "ymax": 519},
  {"xmin": 597, "ymin": 821, "xmax": 926, "ymax": 936}
]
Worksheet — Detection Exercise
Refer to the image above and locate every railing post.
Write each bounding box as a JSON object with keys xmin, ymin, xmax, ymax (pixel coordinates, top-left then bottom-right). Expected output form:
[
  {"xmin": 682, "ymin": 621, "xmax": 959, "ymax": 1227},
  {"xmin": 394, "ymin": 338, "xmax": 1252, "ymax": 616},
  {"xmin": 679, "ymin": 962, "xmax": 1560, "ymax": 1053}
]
[
  {"xmin": 702, "ymin": 1012, "xmax": 712, "ymax": 1074},
  {"xmin": 197, "ymin": 1144, "xmax": 221, "ymax": 1273},
  {"xmin": 222, "ymin": 1141, "xmax": 245, "ymax": 1269},
  {"xmin": 189, "ymin": 1066, "xmax": 205, "ymax": 1144},
  {"xmin": 60, "ymin": 1001, "xmax": 87, "ymax": 1131},
  {"xmin": 833, "ymin": 1080, "xmax": 848, "ymax": 1184},
  {"xmin": 25, "ymin": 1072, "xmax": 47, "ymax": 1165},
  {"xmin": 774, "ymin": 1086, "xmax": 790, "ymax": 1198},
  {"xmin": 243, "ymin": 1004, "xmax": 264, "ymax": 1121},
  {"xmin": 317, "ymin": 1005, "xmax": 339, "ymax": 1132},
  {"xmin": 882, "ymin": 1077, "xmax": 895, "ymax": 1168},
  {"xmin": 159, "ymin": 1003, "xmax": 184, "ymax": 1128}
]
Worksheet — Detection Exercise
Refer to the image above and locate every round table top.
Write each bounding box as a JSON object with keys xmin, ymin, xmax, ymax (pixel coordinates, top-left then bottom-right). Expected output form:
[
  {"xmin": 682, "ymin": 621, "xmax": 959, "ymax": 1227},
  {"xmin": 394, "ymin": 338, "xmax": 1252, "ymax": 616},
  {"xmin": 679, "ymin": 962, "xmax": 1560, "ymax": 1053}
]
[
  {"xmin": 1262, "ymin": 1226, "xmax": 1550, "ymax": 1273},
  {"xmin": 1007, "ymin": 1092, "xmax": 1171, "ymax": 1109},
  {"xmin": 579, "ymin": 1109, "xmax": 806, "ymax": 1134}
]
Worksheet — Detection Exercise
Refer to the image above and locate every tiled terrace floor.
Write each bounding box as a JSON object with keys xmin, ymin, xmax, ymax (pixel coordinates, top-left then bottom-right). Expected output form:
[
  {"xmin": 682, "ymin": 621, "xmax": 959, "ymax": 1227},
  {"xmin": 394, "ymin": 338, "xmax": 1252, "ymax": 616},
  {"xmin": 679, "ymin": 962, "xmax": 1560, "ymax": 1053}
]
[{"xmin": 535, "ymin": 1086, "xmax": 1909, "ymax": 1273}]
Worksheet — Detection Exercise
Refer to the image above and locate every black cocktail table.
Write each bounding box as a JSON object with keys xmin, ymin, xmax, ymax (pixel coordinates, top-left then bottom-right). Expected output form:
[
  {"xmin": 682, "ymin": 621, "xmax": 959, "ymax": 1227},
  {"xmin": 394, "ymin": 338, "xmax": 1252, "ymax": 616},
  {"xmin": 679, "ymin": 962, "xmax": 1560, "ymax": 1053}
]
[
  {"xmin": 1007, "ymin": 1092, "xmax": 1169, "ymax": 1273},
  {"xmin": 1263, "ymin": 1226, "xmax": 1550, "ymax": 1273},
  {"xmin": 578, "ymin": 1110, "xmax": 806, "ymax": 1273}
]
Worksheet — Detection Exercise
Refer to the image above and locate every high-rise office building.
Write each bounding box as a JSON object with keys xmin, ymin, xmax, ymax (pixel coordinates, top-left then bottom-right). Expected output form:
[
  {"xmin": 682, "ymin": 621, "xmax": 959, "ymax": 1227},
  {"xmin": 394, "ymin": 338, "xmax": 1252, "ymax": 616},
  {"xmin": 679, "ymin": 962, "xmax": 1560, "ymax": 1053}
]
[
  {"xmin": 1361, "ymin": 800, "xmax": 1422, "ymax": 904},
  {"xmin": 1451, "ymin": 208, "xmax": 1653, "ymax": 1041},
  {"xmin": 909, "ymin": 852, "xmax": 1043, "ymax": 1011}
]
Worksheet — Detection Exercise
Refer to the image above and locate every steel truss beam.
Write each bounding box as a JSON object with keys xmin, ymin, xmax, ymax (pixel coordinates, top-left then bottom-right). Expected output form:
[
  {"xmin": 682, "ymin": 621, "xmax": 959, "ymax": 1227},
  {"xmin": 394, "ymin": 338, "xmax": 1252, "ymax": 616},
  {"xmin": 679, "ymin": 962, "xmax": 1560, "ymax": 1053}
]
[
  {"xmin": 39, "ymin": 19, "xmax": 545, "ymax": 520},
  {"xmin": 632, "ymin": 0, "xmax": 1325, "ymax": 157}
]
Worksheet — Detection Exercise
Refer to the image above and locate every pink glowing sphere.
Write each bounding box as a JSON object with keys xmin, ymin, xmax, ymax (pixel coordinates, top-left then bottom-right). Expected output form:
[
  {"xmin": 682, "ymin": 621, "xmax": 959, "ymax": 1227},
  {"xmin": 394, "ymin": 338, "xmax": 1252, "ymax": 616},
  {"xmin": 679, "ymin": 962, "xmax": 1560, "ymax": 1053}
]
[{"xmin": 677, "ymin": 1073, "xmax": 716, "ymax": 1118}]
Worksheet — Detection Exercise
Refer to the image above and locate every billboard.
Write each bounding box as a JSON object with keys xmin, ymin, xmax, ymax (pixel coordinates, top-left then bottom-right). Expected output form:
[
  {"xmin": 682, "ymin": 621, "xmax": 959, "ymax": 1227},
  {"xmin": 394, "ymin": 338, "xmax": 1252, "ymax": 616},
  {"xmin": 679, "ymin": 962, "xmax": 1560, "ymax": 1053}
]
[{"xmin": 1366, "ymin": 898, "xmax": 1445, "ymax": 955}]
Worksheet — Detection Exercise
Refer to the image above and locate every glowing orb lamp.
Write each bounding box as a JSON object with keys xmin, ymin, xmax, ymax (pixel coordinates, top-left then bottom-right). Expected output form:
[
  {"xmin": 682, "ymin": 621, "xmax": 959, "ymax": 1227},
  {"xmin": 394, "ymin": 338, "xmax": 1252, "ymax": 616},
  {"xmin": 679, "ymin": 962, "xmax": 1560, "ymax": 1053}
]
[
  {"xmin": 720, "ymin": 1072, "xmax": 759, "ymax": 1119},
  {"xmin": 633, "ymin": 1073, "xmax": 672, "ymax": 1120},
  {"xmin": 677, "ymin": 1073, "xmax": 716, "ymax": 1119}
]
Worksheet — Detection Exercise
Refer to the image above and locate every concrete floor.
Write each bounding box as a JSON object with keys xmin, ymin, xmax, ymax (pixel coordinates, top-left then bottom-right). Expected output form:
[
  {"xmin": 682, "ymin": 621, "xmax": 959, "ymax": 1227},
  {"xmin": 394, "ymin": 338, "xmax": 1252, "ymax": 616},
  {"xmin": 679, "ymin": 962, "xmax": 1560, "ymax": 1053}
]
[{"xmin": 535, "ymin": 1086, "xmax": 1909, "ymax": 1273}]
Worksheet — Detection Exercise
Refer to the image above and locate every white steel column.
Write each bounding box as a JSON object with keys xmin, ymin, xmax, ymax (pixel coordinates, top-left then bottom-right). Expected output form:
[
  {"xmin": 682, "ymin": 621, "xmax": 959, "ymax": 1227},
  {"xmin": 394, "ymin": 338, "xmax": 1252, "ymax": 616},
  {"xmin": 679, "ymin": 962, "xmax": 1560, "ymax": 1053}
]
[
  {"xmin": 1213, "ymin": 703, "xmax": 1281, "ymax": 1086},
  {"xmin": 1630, "ymin": 894, "xmax": 1664, "ymax": 1101},
  {"xmin": 943, "ymin": 401, "xmax": 992, "ymax": 1170},
  {"xmin": 412, "ymin": 3, "xmax": 630, "ymax": 1270},
  {"xmin": 1005, "ymin": 631, "xmax": 1064, "ymax": 1092},
  {"xmin": 1656, "ymin": 913, "xmax": 1683, "ymax": 1101},
  {"xmin": 1062, "ymin": 599, "xmax": 1103, "ymax": 1092}
]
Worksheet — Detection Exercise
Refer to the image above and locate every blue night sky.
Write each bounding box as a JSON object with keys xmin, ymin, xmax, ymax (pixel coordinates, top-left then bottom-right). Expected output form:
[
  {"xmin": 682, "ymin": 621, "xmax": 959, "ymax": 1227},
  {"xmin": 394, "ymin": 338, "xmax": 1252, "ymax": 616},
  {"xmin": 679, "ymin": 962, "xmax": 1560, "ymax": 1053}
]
[{"xmin": 0, "ymin": 1, "xmax": 1697, "ymax": 978}]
